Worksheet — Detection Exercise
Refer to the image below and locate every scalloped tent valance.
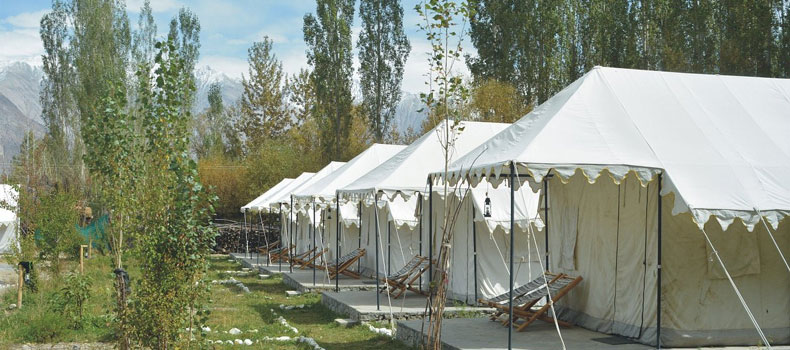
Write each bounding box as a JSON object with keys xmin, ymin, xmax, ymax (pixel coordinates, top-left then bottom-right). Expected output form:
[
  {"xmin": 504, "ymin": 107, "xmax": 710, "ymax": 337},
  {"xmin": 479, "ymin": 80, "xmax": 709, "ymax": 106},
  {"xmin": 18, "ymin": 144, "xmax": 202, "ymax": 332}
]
[
  {"xmin": 438, "ymin": 67, "xmax": 790, "ymax": 231},
  {"xmin": 292, "ymin": 144, "xmax": 405, "ymax": 206},
  {"xmin": 262, "ymin": 172, "xmax": 316, "ymax": 213},
  {"xmin": 240, "ymin": 178, "xmax": 294, "ymax": 213}
]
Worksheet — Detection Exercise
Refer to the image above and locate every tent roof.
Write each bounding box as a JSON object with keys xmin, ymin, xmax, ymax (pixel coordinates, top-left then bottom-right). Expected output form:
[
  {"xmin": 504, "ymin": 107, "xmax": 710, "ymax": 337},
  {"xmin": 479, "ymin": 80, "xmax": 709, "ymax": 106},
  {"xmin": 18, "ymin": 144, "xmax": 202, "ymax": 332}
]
[
  {"xmin": 241, "ymin": 178, "xmax": 294, "ymax": 213},
  {"xmin": 440, "ymin": 66, "xmax": 790, "ymax": 230},
  {"xmin": 272, "ymin": 161, "xmax": 346, "ymax": 210},
  {"xmin": 338, "ymin": 120, "xmax": 510, "ymax": 201},
  {"xmin": 265, "ymin": 172, "xmax": 316, "ymax": 212},
  {"xmin": 292, "ymin": 143, "xmax": 405, "ymax": 204}
]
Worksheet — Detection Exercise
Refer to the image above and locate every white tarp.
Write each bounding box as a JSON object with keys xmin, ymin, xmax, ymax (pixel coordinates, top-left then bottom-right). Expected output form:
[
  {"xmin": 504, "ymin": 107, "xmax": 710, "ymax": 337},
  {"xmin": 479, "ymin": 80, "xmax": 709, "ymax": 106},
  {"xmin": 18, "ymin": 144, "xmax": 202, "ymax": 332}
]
[
  {"xmin": 0, "ymin": 185, "xmax": 18, "ymax": 254},
  {"xmin": 442, "ymin": 66, "xmax": 790, "ymax": 231},
  {"xmin": 292, "ymin": 144, "xmax": 405, "ymax": 205},
  {"xmin": 241, "ymin": 178, "xmax": 294, "ymax": 213}
]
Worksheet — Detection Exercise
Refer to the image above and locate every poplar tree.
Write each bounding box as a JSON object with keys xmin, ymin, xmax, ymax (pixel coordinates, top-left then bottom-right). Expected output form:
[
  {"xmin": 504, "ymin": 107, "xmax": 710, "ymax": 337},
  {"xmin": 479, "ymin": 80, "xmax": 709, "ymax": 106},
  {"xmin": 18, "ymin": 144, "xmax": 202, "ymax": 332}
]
[
  {"xmin": 357, "ymin": 0, "xmax": 410, "ymax": 142},
  {"xmin": 303, "ymin": 0, "xmax": 355, "ymax": 161},
  {"xmin": 238, "ymin": 37, "xmax": 289, "ymax": 150}
]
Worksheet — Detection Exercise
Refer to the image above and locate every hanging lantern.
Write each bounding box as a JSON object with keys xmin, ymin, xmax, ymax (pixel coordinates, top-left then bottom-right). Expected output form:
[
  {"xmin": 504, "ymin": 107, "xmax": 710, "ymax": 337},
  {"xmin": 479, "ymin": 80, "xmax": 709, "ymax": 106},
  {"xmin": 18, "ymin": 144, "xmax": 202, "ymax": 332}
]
[
  {"xmin": 484, "ymin": 193, "xmax": 492, "ymax": 218},
  {"xmin": 327, "ymin": 207, "xmax": 332, "ymax": 220}
]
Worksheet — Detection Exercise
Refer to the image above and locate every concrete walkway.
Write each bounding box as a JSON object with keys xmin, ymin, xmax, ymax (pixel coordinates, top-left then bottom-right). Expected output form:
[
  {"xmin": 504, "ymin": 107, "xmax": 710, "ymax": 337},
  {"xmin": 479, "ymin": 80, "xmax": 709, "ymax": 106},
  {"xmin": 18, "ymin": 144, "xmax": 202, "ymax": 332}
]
[
  {"xmin": 322, "ymin": 290, "xmax": 492, "ymax": 321},
  {"xmin": 230, "ymin": 252, "xmax": 377, "ymax": 293},
  {"xmin": 396, "ymin": 317, "xmax": 789, "ymax": 350}
]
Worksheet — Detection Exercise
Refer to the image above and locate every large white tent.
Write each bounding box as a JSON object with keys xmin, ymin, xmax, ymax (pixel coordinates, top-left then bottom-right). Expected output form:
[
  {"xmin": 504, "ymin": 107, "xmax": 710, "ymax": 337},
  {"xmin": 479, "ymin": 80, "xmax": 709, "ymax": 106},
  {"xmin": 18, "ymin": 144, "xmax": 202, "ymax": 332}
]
[
  {"xmin": 337, "ymin": 120, "xmax": 518, "ymax": 291},
  {"xmin": 240, "ymin": 178, "xmax": 294, "ymax": 213},
  {"xmin": 0, "ymin": 185, "xmax": 18, "ymax": 254},
  {"xmin": 273, "ymin": 162, "xmax": 346, "ymax": 256},
  {"xmin": 291, "ymin": 144, "xmax": 405, "ymax": 265},
  {"xmin": 438, "ymin": 67, "xmax": 790, "ymax": 347}
]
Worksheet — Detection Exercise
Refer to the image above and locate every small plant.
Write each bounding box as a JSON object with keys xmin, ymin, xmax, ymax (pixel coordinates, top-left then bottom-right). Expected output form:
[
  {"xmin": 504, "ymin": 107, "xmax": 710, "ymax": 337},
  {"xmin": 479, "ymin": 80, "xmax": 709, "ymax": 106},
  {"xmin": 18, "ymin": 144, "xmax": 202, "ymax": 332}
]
[{"xmin": 53, "ymin": 272, "xmax": 93, "ymax": 329}]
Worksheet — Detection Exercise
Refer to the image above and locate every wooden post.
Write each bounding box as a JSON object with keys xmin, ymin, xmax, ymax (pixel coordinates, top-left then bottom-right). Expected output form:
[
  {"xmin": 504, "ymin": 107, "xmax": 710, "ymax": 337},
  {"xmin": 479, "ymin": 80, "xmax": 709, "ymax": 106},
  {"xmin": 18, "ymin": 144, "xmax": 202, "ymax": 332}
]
[
  {"xmin": 80, "ymin": 245, "xmax": 86, "ymax": 273},
  {"xmin": 17, "ymin": 266, "xmax": 23, "ymax": 308},
  {"xmin": 88, "ymin": 238, "xmax": 92, "ymax": 258}
]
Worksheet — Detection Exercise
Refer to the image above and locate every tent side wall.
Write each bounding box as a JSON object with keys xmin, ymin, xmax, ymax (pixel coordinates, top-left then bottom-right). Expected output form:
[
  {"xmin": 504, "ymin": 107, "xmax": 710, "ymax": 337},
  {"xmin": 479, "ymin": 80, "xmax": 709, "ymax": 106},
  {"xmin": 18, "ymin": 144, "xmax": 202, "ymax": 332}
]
[{"xmin": 547, "ymin": 172, "xmax": 789, "ymax": 347}]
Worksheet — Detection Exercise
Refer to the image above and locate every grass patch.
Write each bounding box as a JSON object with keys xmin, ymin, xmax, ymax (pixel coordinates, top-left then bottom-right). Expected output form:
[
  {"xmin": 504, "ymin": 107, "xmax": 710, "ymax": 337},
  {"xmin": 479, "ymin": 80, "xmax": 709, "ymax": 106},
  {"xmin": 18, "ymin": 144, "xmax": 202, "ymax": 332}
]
[
  {"xmin": 0, "ymin": 255, "xmax": 412, "ymax": 349},
  {"xmin": 203, "ymin": 257, "xmax": 411, "ymax": 349}
]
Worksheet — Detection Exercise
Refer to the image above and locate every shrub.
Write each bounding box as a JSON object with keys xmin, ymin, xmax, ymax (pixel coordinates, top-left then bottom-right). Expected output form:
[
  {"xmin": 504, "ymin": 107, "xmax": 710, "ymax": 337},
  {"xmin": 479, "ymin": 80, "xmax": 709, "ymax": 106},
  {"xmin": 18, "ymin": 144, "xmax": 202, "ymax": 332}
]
[{"xmin": 52, "ymin": 272, "xmax": 93, "ymax": 329}]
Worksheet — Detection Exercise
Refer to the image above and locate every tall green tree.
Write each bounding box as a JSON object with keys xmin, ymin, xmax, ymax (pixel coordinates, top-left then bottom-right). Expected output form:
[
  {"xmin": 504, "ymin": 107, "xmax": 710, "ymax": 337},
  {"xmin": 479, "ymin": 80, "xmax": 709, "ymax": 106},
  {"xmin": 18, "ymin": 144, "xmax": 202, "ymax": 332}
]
[
  {"xmin": 168, "ymin": 7, "xmax": 201, "ymax": 107},
  {"xmin": 39, "ymin": 0, "xmax": 80, "ymax": 188},
  {"xmin": 358, "ymin": 0, "xmax": 410, "ymax": 141},
  {"xmin": 303, "ymin": 0, "xmax": 355, "ymax": 161},
  {"xmin": 237, "ymin": 37, "xmax": 289, "ymax": 151},
  {"xmin": 194, "ymin": 82, "xmax": 227, "ymax": 157}
]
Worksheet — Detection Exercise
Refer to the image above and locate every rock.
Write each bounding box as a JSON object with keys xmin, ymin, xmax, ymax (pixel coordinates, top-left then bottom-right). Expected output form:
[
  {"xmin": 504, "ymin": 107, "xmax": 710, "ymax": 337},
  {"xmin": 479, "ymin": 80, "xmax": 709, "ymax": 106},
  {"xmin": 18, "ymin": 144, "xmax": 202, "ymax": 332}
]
[
  {"xmin": 202, "ymin": 326, "xmax": 211, "ymax": 332},
  {"xmin": 285, "ymin": 290, "xmax": 302, "ymax": 297},
  {"xmin": 258, "ymin": 274, "xmax": 270, "ymax": 279},
  {"xmin": 7, "ymin": 303, "xmax": 16, "ymax": 310},
  {"xmin": 243, "ymin": 339, "xmax": 253, "ymax": 345},
  {"xmin": 334, "ymin": 318, "xmax": 359, "ymax": 327},
  {"xmin": 234, "ymin": 339, "xmax": 243, "ymax": 344},
  {"xmin": 275, "ymin": 336, "xmax": 291, "ymax": 341},
  {"xmin": 226, "ymin": 340, "xmax": 234, "ymax": 345},
  {"xmin": 229, "ymin": 327, "xmax": 242, "ymax": 335}
]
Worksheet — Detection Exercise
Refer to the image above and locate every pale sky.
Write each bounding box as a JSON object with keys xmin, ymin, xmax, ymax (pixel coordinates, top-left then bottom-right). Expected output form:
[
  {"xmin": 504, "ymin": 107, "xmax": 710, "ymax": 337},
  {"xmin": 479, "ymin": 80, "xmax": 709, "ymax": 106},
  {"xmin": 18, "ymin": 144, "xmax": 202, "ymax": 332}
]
[{"xmin": 0, "ymin": 0, "xmax": 474, "ymax": 93}]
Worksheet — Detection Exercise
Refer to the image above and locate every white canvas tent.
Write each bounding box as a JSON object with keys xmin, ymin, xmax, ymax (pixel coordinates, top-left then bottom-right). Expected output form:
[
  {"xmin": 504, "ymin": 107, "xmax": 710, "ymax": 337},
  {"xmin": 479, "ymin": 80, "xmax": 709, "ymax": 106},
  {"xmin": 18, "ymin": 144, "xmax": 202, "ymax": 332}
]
[
  {"xmin": 265, "ymin": 172, "xmax": 316, "ymax": 267},
  {"xmin": 240, "ymin": 178, "xmax": 294, "ymax": 213},
  {"xmin": 0, "ymin": 185, "xmax": 18, "ymax": 254},
  {"xmin": 290, "ymin": 144, "xmax": 405, "ymax": 268},
  {"xmin": 337, "ymin": 120, "xmax": 513, "ymax": 291},
  {"xmin": 438, "ymin": 67, "xmax": 790, "ymax": 347},
  {"xmin": 273, "ymin": 162, "xmax": 346, "ymax": 257}
]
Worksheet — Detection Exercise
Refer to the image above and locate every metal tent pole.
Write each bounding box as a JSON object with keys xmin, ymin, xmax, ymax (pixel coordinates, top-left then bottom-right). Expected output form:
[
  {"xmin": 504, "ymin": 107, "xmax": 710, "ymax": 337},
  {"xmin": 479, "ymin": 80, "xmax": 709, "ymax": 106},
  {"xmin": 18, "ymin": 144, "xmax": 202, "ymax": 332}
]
[
  {"xmin": 358, "ymin": 200, "xmax": 362, "ymax": 273},
  {"xmin": 336, "ymin": 196, "xmax": 340, "ymax": 292},
  {"xmin": 284, "ymin": 203, "xmax": 290, "ymax": 272},
  {"xmin": 472, "ymin": 200, "xmax": 478, "ymax": 306},
  {"xmin": 418, "ymin": 193, "xmax": 423, "ymax": 291},
  {"xmin": 387, "ymin": 221, "xmax": 391, "ymax": 276},
  {"xmin": 313, "ymin": 200, "xmax": 317, "ymax": 286},
  {"xmin": 429, "ymin": 177, "xmax": 434, "ymax": 284},
  {"xmin": 543, "ymin": 179, "xmax": 549, "ymax": 270},
  {"xmin": 243, "ymin": 210, "xmax": 249, "ymax": 258},
  {"xmin": 375, "ymin": 193, "xmax": 381, "ymax": 311},
  {"xmin": 290, "ymin": 196, "xmax": 295, "ymax": 273},
  {"xmin": 657, "ymin": 173, "xmax": 663, "ymax": 349},
  {"xmin": 508, "ymin": 162, "xmax": 515, "ymax": 350}
]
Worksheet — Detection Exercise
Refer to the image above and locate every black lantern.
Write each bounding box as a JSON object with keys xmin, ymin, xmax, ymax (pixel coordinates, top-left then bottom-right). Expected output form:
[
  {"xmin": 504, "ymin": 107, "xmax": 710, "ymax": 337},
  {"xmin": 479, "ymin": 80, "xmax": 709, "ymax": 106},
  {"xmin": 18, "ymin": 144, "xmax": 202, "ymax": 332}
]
[
  {"xmin": 327, "ymin": 207, "xmax": 332, "ymax": 220},
  {"xmin": 484, "ymin": 193, "xmax": 492, "ymax": 218}
]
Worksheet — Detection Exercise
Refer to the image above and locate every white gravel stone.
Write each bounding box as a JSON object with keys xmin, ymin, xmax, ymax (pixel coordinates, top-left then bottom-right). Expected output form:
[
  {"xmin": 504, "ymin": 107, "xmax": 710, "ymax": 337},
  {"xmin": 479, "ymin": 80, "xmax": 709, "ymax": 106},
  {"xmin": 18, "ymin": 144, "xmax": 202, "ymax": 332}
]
[{"xmin": 229, "ymin": 327, "xmax": 242, "ymax": 335}]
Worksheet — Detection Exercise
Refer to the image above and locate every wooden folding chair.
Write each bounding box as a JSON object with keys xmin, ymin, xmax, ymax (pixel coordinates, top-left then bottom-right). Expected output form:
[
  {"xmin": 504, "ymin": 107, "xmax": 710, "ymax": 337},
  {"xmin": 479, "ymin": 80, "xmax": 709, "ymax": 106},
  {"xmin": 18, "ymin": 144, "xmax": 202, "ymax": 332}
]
[
  {"xmin": 323, "ymin": 248, "xmax": 366, "ymax": 279},
  {"xmin": 380, "ymin": 255, "xmax": 431, "ymax": 298},
  {"xmin": 256, "ymin": 240, "xmax": 280, "ymax": 255},
  {"xmin": 490, "ymin": 273, "xmax": 582, "ymax": 331},
  {"xmin": 284, "ymin": 247, "xmax": 317, "ymax": 263},
  {"xmin": 295, "ymin": 248, "xmax": 328, "ymax": 269},
  {"xmin": 269, "ymin": 244, "xmax": 295, "ymax": 262}
]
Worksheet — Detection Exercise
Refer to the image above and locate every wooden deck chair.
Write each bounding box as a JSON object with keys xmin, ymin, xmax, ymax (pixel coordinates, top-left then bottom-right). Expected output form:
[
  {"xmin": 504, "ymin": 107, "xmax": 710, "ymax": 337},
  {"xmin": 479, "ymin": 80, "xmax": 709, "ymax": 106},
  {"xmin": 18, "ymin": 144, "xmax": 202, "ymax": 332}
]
[
  {"xmin": 256, "ymin": 240, "xmax": 280, "ymax": 254},
  {"xmin": 323, "ymin": 248, "xmax": 366, "ymax": 279},
  {"xmin": 479, "ymin": 272, "xmax": 562, "ymax": 310},
  {"xmin": 381, "ymin": 256, "xmax": 432, "ymax": 298},
  {"xmin": 268, "ymin": 244, "xmax": 295, "ymax": 262},
  {"xmin": 295, "ymin": 248, "xmax": 328, "ymax": 269},
  {"xmin": 284, "ymin": 247, "xmax": 317, "ymax": 263},
  {"xmin": 492, "ymin": 273, "xmax": 582, "ymax": 331}
]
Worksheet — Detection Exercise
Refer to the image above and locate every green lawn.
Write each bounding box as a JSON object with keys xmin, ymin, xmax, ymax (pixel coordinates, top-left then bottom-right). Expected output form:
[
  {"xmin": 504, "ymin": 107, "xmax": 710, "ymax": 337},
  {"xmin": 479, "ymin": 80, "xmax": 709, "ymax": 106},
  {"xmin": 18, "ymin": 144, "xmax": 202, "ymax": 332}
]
[
  {"xmin": 0, "ymin": 255, "xmax": 412, "ymax": 349},
  {"xmin": 203, "ymin": 256, "xmax": 410, "ymax": 349}
]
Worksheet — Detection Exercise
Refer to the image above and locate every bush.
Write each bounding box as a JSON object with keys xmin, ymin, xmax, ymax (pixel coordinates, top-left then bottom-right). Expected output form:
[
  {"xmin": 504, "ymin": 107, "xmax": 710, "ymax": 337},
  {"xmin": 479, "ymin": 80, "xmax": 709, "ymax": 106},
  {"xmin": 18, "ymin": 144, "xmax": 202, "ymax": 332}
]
[
  {"xmin": 18, "ymin": 310, "xmax": 67, "ymax": 343},
  {"xmin": 31, "ymin": 190, "xmax": 82, "ymax": 272},
  {"xmin": 52, "ymin": 272, "xmax": 93, "ymax": 329}
]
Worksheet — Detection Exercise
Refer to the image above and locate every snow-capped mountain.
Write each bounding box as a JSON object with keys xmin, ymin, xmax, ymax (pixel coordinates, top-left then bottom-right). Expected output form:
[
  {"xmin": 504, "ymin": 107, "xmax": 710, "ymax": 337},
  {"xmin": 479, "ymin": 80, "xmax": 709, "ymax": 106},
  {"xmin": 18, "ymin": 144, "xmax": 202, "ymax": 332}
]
[{"xmin": 0, "ymin": 60, "xmax": 427, "ymax": 173}]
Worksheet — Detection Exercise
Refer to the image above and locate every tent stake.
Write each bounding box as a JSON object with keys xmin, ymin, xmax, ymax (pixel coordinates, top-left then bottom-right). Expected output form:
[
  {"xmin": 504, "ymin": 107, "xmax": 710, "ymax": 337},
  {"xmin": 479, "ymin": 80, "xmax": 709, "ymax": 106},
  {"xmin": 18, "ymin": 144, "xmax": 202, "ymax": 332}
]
[
  {"xmin": 657, "ymin": 173, "xmax": 662, "ymax": 349},
  {"xmin": 508, "ymin": 162, "xmax": 515, "ymax": 350}
]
